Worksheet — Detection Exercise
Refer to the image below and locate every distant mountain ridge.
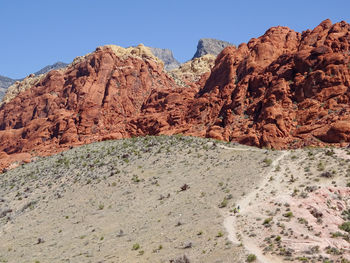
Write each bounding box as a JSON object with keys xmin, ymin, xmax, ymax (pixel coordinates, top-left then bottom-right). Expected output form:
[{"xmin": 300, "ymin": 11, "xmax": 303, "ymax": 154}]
[
  {"xmin": 0, "ymin": 39, "xmax": 232, "ymax": 99},
  {"xmin": 0, "ymin": 75, "xmax": 16, "ymax": 101},
  {"xmin": 149, "ymin": 39, "xmax": 232, "ymax": 70},
  {"xmin": 33, "ymin": 62, "xmax": 68, "ymax": 76},
  {"xmin": 0, "ymin": 62, "xmax": 68, "ymax": 100},
  {"xmin": 192, "ymin": 38, "xmax": 233, "ymax": 59}
]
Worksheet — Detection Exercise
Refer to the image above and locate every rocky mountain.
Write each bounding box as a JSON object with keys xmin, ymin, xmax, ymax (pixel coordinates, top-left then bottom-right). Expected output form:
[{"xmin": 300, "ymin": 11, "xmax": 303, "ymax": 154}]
[
  {"xmin": 0, "ymin": 19, "xmax": 350, "ymax": 171},
  {"xmin": 149, "ymin": 47, "xmax": 180, "ymax": 70},
  {"xmin": 0, "ymin": 75, "xmax": 16, "ymax": 100},
  {"xmin": 192, "ymin": 38, "xmax": 233, "ymax": 59}
]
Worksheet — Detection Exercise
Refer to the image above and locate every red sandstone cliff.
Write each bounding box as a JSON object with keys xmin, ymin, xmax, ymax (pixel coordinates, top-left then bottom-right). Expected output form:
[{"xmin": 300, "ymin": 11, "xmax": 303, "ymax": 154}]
[
  {"xmin": 0, "ymin": 19, "xmax": 350, "ymax": 170},
  {"xmin": 134, "ymin": 19, "xmax": 350, "ymax": 149},
  {"xmin": 193, "ymin": 19, "xmax": 350, "ymax": 148}
]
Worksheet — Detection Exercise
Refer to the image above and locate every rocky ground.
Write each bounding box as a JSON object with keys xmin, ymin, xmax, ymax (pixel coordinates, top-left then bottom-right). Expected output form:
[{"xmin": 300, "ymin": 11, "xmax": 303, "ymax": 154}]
[
  {"xmin": 0, "ymin": 136, "xmax": 277, "ymax": 263},
  {"xmin": 1, "ymin": 136, "xmax": 349, "ymax": 262},
  {"xmin": 235, "ymin": 147, "xmax": 350, "ymax": 263}
]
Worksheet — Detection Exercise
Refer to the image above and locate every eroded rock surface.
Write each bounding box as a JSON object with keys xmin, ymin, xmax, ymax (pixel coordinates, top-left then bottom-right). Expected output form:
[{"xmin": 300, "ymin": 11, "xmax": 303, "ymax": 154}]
[{"xmin": 192, "ymin": 19, "xmax": 350, "ymax": 149}]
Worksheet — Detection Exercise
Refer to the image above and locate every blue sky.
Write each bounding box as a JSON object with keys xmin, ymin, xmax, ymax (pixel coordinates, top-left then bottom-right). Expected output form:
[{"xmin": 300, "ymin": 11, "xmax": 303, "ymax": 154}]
[{"xmin": 1, "ymin": 0, "xmax": 349, "ymax": 79}]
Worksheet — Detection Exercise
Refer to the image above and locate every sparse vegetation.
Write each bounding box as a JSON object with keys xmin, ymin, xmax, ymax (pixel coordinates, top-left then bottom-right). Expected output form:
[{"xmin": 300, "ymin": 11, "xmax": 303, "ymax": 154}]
[
  {"xmin": 132, "ymin": 243, "xmax": 140, "ymax": 250},
  {"xmin": 339, "ymin": 221, "xmax": 350, "ymax": 233},
  {"xmin": 216, "ymin": 231, "xmax": 223, "ymax": 237},
  {"xmin": 263, "ymin": 158, "xmax": 272, "ymax": 166},
  {"xmin": 218, "ymin": 198, "xmax": 228, "ymax": 208},
  {"xmin": 2, "ymin": 135, "xmax": 350, "ymax": 262},
  {"xmin": 263, "ymin": 217, "xmax": 273, "ymax": 225},
  {"xmin": 246, "ymin": 254, "xmax": 257, "ymax": 262}
]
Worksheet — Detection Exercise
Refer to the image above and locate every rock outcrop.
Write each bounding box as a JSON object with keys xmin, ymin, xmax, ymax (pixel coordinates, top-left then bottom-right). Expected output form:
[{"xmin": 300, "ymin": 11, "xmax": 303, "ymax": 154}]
[
  {"xmin": 192, "ymin": 38, "xmax": 233, "ymax": 59},
  {"xmin": 0, "ymin": 19, "xmax": 350, "ymax": 170},
  {"xmin": 191, "ymin": 19, "xmax": 350, "ymax": 149},
  {"xmin": 169, "ymin": 54, "xmax": 216, "ymax": 86},
  {"xmin": 149, "ymin": 47, "xmax": 180, "ymax": 70}
]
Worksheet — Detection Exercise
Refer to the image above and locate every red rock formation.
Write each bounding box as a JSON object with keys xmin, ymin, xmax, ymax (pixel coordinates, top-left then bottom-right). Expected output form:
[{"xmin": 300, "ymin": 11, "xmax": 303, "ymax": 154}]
[
  {"xmin": 0, "ymin": 19, "xmax": 350, "ymax": 170},
  {"xmin": 182, "ymin": 19, "xmax": 350, "ymax": 149},
  {"xmin": 0, "ymin": 45, "xmax": 178, "ymax": 169}
]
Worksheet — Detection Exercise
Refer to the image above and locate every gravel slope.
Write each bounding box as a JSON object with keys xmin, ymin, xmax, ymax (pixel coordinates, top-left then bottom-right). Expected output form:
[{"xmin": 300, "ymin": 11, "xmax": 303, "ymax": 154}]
[{"xmin": 2, "ymin": 136, "xmax": 348, "ymax": 262}]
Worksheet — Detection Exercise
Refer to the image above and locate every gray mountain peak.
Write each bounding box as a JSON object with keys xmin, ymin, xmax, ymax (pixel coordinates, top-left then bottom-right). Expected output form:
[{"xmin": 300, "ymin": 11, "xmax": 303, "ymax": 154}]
[
  {"xmin": 149, "ymin": 47, "xmax": 181, "ymax": 71},
  {"xmin": 192, "ymin": 38, "xmax": 233, "ymax": 59},
  {"xmin": 33, "ymin": 62, "xmax": 68, "ymax": 76}
]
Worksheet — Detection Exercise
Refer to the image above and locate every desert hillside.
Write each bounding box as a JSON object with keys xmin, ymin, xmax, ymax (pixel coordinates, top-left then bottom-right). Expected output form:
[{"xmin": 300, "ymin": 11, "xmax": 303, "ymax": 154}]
[{"xmin": 1, "ymin": 136, "xmax": 350, "ymax": 262}]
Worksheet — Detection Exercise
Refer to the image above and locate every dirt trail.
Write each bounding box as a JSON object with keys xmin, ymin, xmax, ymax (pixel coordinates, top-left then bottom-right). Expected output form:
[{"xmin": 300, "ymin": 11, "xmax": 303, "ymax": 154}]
[
  {"xmin": 212, "ymin": 142, "xmax": 264, "ymax": 153},
  {"xmin": 222, "ymin": 150, "xmax": 289, "ymax": 263}
]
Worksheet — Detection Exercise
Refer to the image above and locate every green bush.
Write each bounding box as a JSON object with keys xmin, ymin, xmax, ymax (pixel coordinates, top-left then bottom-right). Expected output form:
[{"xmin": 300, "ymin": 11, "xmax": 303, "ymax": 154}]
[
  {"xmin": 263, "ymin": 217, "xmax": 273, "ymax": 225},
  {"xmin": 247, "ymin": 254, "xmax": 257, "ymax": 262},
  {"xmin": 263, "ymin": 158, "xmax": 272, "ymax": 166},
  {"xmin": 275, "ymin": 235, "xmax": 281, "ymax": 241},
  {"xmin": 339, "ymin": 221, "xmax": 350, "ymax": 233},
  {"xmin": 218, "ymin": 198, "xmax": 228, "ymax": 208},
  {"xmin": 283, "ymin": 211, "xmax": 293, "ymax": 218},
  {"xmin": 132, "ymin": 243, "xmax": 140, "ymax": 250}
]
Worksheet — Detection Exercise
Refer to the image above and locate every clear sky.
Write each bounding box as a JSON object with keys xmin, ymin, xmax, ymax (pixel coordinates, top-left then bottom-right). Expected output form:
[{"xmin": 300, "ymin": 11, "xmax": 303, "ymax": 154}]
[{"xmin": 1, "ymin": 0, "xmax": 349, "ymax": 79}]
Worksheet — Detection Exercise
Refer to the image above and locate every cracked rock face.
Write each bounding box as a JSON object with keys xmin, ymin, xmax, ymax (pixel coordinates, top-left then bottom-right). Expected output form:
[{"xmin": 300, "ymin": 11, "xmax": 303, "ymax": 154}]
[
  {"xmin": 0, "ymin": 45, "xmax": 178, "ymax": 169},
  {"xmin": 196, "ymin": 19, "xmax": 350, "ymax": 149}
]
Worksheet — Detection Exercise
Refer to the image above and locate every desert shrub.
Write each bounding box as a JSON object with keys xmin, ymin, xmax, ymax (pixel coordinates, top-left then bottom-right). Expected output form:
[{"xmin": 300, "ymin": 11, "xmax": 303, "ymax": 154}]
[
  {"xmin": 217, "ymin": 231, "xmax": 223, "ymax": 237},
  {"xmin": 325, "ymin": 150, "xmax": 335, "ymax": 156},
  {"xmin": 132, "ymin": 243, "xmax": 140, "ymax": 250},
  {"xmin": 341, "ymin": 209, "xmax": 350, "ymax": 220},
  {"xmin": 339, "ymin": 221, "xmax": 350, "ymax": 233},
  {"xmin": 246, "ymin": 254, "xmax": 257, "ymax": 262},
  {"xmin": 263, "ymin": 217, "xmax": 273, "ymax": 225},
  {"xmin": 283, "ymin": 211, "xmax": 293, "ymax": 218},
  {"xmin": 218, "ymin": 198, "xmax": 228, "ymax": 208},
  {"xmin": 298, "ymin": 257, "xmax": 309, "ymax": 262},
  {"xmin": 331, "ymin": 231, "xmax": 344, "ymax": 238},
  {"xmin": 320, "ymin": 171, "xmax": 332, "ymax": 178},
  {"xmin": 317, "ymin": 162, "xmax": 325, "ymax": 171},
  {"xmin": 263, "ymin": 158, "xmax": 272, "ymax": 166}
]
